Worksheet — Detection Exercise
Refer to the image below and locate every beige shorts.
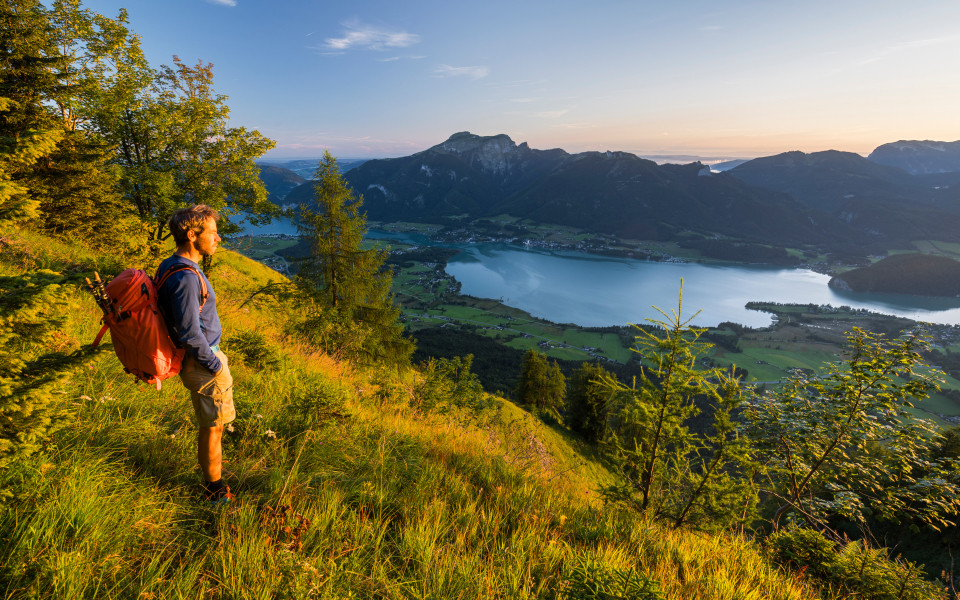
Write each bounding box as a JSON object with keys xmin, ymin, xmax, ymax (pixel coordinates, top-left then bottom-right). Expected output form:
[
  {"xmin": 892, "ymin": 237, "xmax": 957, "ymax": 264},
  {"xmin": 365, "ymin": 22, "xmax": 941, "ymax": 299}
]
[{"xmin": 179, "ymin": 350, "xmax": 236, "ymax": 428}]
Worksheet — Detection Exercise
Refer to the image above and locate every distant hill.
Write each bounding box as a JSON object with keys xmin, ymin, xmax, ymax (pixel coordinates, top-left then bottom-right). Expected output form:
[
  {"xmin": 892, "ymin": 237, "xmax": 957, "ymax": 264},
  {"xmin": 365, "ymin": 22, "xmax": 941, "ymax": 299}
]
[
  {"xmin": 728, "ymin": 150, "xmax": 919, "ymax": 212},
  {"xmin": 829, "ymin": 253, "xmax": 960, "ymax": 296},
  {"xmin": 728, "ymin": 150, "xmax": 960, "ymax": 248},
  {"xmin": 868, "ymin": 140, "xmax": 960, "ymax": 175},
  {"xmin": 260, "ymin": 158, "xmax": 369, "ymax": 179},
  {"xmin": 710, "ymin": 159, "xmax": 749, "ymax": 172},
  {"xmin": 282, "ymin": 132, "xmax": 847, "ymax": 247},
  {"xmin": 258, "ymin": 165, "xmax": 306, "ymax": 205}
]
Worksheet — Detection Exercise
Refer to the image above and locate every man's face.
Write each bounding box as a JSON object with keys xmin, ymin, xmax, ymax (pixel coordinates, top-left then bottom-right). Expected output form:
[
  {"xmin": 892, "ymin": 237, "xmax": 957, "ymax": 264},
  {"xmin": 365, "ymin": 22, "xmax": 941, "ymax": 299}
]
[{"xmin": 192, "ymin": 218, "xmax": 221, "ymax": 257}]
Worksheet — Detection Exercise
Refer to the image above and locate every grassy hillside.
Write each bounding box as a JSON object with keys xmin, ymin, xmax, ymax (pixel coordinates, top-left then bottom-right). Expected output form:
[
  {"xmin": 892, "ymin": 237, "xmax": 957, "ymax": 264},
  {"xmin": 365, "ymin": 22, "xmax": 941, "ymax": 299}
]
[{"xmin": 0, "ymin": 226, "xmax": 941, "ymax": 599}]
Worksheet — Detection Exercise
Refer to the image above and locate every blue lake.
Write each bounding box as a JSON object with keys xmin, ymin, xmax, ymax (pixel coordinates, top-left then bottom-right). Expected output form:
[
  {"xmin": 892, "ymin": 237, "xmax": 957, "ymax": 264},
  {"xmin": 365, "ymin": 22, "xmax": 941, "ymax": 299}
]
[
  {"xmin": 233, "ymin": 217, "xmax": 960, "ymax": 328},
  {"xmin": 444, "ymin": 244, "xmax": 960, "ymax": 328}
]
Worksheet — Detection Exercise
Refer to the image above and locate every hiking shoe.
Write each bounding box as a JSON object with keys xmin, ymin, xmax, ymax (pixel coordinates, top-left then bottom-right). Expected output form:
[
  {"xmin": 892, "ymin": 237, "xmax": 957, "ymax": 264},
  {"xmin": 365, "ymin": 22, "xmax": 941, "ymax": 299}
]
[{"xmin": 204, "ymin": 485, "xmax": 235, "ymax": 507}]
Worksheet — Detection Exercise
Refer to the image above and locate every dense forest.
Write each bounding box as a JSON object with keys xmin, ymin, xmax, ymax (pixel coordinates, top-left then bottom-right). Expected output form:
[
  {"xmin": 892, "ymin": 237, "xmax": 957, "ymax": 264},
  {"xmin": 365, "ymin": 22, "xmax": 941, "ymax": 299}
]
[{"xmin": 831, "ymin": 253, "xmax": 960, "ymax": 296}]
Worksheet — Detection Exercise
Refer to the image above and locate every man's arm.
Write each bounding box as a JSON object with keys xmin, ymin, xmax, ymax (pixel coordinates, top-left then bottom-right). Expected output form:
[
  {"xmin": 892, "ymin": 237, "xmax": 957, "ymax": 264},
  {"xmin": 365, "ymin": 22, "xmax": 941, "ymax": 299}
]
[{"xmin": 165, "ymin": 271, "xmax": 223, "ymax": 373}]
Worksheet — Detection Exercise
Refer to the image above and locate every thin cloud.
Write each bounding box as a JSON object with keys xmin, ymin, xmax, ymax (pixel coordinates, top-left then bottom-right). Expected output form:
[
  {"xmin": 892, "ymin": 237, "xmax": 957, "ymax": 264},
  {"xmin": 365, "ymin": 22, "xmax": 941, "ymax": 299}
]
[
  {"xmin": 204, "ymin": 0, "xmax": 237, "ymax": 6},
  {"xmin": 894, "ymin": 33, "xmax": 960, "ymax": 50},
  {"xmin": 836, "ymin": 33, "xmax": 960, "ymax": 73},
  {"xmin": 325, "ymin": 22, "xmax": 420, "ymax": 51},
  {"xmin": 434, "ymin": 64, "xmax": 489, "ymax": 79},
  {"xmin": 535, "ymin": 109, "xmax": 569, "ymax": 119},
  {"xmin": 510, "ymin": 97, "xmax": 539, "ymax": 103}
]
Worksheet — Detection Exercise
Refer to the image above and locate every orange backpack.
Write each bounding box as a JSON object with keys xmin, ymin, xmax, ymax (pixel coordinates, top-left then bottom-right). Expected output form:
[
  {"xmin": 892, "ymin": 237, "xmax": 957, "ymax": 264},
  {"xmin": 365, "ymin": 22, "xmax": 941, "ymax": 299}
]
[{"xmin": 89, "ymin": 266, "xmax": 207, "ymax": 389}]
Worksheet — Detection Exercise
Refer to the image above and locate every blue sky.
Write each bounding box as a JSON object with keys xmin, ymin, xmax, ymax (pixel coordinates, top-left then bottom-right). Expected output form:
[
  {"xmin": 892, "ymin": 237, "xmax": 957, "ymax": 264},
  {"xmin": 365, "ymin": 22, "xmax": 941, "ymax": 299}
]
[{"xmin": 78, "ymin": 0, "xmax": 960, "ymax": 160}]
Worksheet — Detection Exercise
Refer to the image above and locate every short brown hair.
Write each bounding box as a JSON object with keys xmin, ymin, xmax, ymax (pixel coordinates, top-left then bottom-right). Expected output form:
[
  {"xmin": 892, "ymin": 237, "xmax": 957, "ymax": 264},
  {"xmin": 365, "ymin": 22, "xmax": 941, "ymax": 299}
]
[{"xmin": 168, "ymin": 205, "xmax": 219, "ymax": 246}]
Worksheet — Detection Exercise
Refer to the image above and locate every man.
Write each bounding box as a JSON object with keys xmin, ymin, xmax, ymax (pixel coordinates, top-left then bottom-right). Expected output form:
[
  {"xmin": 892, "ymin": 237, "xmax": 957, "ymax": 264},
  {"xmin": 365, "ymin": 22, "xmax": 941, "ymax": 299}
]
[{"xmin": 156, "ymin": 204, "xmax": 236, "ymax": 504}]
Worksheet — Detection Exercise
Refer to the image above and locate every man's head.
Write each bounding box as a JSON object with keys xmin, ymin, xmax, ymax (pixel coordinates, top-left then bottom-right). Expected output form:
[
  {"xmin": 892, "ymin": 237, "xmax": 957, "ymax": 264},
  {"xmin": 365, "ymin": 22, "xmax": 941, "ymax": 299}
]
[{"xmin": 169, "ymin": 205, "xmax": 221, "ymax": 256}]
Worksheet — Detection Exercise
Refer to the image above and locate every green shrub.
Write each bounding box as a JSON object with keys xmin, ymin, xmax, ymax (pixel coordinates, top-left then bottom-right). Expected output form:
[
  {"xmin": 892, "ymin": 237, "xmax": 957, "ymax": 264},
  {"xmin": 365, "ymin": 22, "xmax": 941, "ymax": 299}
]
[
  {"xmin": 279, "ymin": 375, "xmax": 349, "ymax": 435},
  {"xmin": 767, "ymin": 527, "xmax": 947, "ymax": 600},
  {"xmin": 413, "ymin": 355, "xmax": 491, "ymax": 414},
  {"xmin": 564, "ymin": 555, "xmax": 664, "ymax": 600},
  {"xmin": 225, "ymin": 330, "xmax": 281, "ymax": 369}
]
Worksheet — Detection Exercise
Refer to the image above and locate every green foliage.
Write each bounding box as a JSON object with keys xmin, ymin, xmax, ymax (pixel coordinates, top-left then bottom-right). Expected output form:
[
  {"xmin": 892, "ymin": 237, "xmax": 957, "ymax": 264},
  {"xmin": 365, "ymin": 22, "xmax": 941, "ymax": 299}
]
[
  {"xmin": 600, "ymin": 288, "xmax": 757, "ymax": 531},
  {"xmin": 113, "ymin": 56, "xmax": 278, "ymax": 240},
  {"xmin": 745, "ymin": 327, "xmax": 959, "ymax": 534},
  {"xmin": 514, "ymin": 349, "xmax": 566, "ymax": 418},
  {"xmin": 0, "ymin": 270, "xmax": 105, "ymax": 484},
  {"xmin": 564, "ymin": 555, "xmax": 665, "ymax": 600},
  {"xmin": 413, "ymin": 354, "xmax": 491, "ymax": 414},
  {"xmin": 44, "ymin": 0, "xmax": 277, "ymax": 241},
  {"xmin": 566, "ymin": 362, "xmax": 615, "ymax": 443},
  {"xmin": 768, "ymin": 528, "xmax": 947, "ymax": 600},
  {"xmin": 0, "ymin": 229, "xmax": 833, "ymax": 600},
  {"xmin": 0, "ymin": 1, "xmax": 66, "ymax": 226},
  {"xmin": 224, "ymin": 329, "xmax": 281, "ymax": 370},
  {"xmin": 294, "ymin": 151, "xmax": 413, "ymax": 367},
  {"xmin": 278, "ymin": 374, "xmax": 348, "ymax": 435}
]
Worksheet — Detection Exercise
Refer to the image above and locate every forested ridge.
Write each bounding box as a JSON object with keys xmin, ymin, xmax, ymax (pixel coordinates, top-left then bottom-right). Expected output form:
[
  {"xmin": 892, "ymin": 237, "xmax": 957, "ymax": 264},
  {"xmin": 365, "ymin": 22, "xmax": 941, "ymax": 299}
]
[{"xmin": 3, "ymin": 1, "xmax": 960, "ymax": 598}]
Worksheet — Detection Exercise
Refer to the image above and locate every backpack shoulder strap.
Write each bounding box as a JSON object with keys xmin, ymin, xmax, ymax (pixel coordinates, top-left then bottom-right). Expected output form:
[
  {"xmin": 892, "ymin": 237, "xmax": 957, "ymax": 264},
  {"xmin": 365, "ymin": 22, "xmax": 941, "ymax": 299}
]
[{"xmin": 155, "ymin": 264, "xmax": 209, "ymax": 312}]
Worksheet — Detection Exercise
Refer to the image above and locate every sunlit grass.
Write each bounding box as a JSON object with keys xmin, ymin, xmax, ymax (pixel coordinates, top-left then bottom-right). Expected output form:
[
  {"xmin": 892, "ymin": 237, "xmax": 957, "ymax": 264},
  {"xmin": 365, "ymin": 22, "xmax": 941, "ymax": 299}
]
[{"xmin": 0, "ymin": 228, "xmax": 882, "ymax": 599}]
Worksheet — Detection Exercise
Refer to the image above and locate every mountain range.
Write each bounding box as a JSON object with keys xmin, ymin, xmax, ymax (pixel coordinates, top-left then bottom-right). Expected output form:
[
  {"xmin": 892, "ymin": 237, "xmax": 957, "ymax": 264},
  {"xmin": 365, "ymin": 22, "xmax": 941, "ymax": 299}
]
[
  {"xmin": 868, "ymin": 140, "xmax": 960, "ymax": 175},
  {"xmin": 275, "ymin": 133, "xmax": 960, "ymax": 257}
]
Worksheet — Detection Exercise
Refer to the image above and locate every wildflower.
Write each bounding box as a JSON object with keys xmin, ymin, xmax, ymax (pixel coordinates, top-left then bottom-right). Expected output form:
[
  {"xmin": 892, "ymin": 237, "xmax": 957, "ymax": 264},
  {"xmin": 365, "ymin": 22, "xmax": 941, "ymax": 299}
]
[
  {"xmin": 265, "ymin": 430, "xmax": 276, "ymax": 439},
  {"xmin": 80, "ymin": 395, "xmax": 92, "ymax": 401},
  {"xmin": 226, "ymin": 423, "xmax": 235, "ymax": 433},
  {"xmin": 254, "ymin": 414, "xmax": 263, "ymax": 419}
]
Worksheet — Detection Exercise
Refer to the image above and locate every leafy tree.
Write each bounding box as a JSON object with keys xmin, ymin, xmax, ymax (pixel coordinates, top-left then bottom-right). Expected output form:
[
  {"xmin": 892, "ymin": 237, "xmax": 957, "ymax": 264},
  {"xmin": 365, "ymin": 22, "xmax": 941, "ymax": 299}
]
[
  {"xmin": 566, "ymin": 361, "xmax": 614, "ymax": 443},
  {"xmin": 294, "ymin": 151, "xmax": 412, "ymax": 366},
  {"xmin": 599, "ymin": 291, "xmax": 757, "ymax": 531},
  {"xmin": 42, "ymin": 0, "xmax": 277, "ymax": 242},
  {"xmin": 745, "ymin": 327, "xmax": 960, "ymax": 536},
  {"xmin": 514, "ymin": 349, "xmax": 565, "ymax": 418},
  {"xmin": 99, "ymin": 56, "xmax": 277, "ymax": 241}
]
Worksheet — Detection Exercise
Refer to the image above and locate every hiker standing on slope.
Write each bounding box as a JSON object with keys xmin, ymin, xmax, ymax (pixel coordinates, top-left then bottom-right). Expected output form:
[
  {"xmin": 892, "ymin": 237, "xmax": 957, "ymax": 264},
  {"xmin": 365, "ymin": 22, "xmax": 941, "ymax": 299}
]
[{"xmin": 156, "ymin": 205, "xmax": 236, "ymax": 504}]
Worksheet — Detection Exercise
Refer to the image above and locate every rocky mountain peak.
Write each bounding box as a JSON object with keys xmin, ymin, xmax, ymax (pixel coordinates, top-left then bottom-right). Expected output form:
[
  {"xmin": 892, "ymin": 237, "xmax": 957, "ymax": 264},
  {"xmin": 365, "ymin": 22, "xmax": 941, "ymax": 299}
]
[{"xmin": 437, "ymin": 131, "xmax": 523, "ymax": 174}]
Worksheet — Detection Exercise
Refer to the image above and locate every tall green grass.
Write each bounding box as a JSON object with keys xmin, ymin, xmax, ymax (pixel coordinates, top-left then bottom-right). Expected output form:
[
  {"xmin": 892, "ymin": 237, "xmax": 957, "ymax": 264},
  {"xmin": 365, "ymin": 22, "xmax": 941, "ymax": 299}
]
[{"xmin": 1, "ymin": 226, "xmax": 939, "ymax": 599}]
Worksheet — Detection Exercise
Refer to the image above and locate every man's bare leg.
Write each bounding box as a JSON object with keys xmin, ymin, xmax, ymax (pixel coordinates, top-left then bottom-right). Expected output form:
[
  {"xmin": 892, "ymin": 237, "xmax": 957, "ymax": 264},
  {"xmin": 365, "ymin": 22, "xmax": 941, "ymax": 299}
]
[{"xmin": 198, "ymin": 424, "xmax": 224, "ymax": 482}]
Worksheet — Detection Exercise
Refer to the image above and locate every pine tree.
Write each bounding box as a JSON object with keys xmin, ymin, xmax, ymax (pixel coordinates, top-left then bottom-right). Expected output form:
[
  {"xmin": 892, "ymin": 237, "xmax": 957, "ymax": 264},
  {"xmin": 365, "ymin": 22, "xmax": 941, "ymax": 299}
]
[
  {"xmin": 566, "ymin": 362, "xmax": 614, "ymax": 443},
  {"xmin": 0, "ymin": 0, "xmax": 66, "ymax": 224},
  {"xmin": 0, "ymin": 0, "xmax": 136, "ymax": 249},
  {"xmin": 294, "ymin": 151, "xmax": 412, "ymax": 366},
  {"xmin": 600, "ymin": 289, "xmax": 757, "ymax": 531},
  {"xmin": 514, "ymin": 349, "xmax": 566, "ymax": 418},
  {"xmin": 32, "ymin": 0, "xmax": 140, "ymax": 246}
]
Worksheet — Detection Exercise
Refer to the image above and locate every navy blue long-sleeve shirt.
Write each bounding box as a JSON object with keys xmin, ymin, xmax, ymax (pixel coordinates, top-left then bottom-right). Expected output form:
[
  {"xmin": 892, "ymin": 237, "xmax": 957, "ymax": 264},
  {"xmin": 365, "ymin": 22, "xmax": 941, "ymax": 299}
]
[{"xmin": 156, "ymin": 255, "xmax": 223, "ymax": 373}]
